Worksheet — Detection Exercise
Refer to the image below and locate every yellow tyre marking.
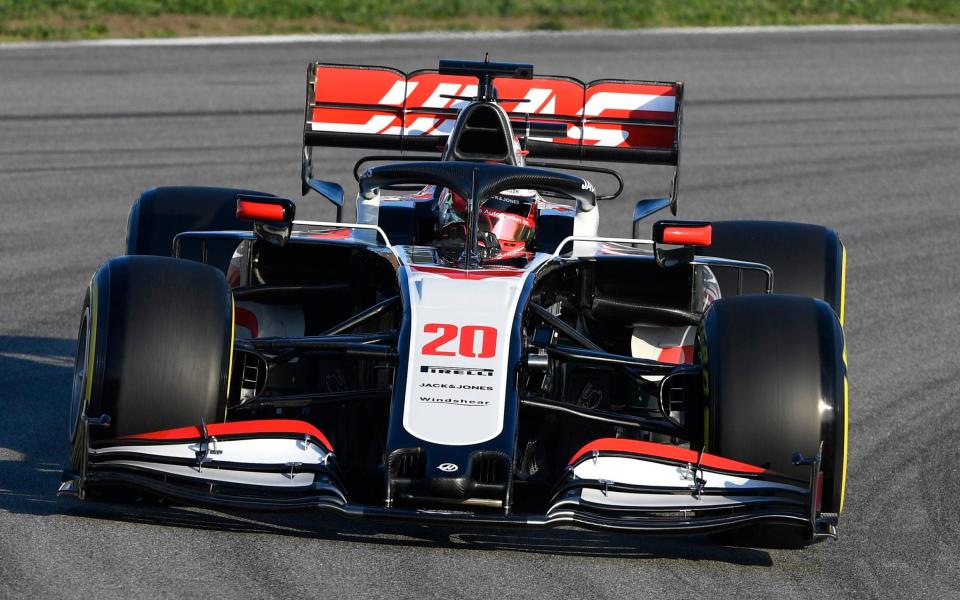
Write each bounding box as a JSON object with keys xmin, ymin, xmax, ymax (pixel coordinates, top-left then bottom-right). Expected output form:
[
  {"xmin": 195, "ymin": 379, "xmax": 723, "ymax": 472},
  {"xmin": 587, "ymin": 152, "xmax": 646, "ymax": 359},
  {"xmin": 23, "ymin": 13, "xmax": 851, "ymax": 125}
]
[
  {"xmin": 839, "ymin": 243, "xmax": 848, "ymax": 512},
  {"xmin": 225, "ymin": 293, "xmax": 236, "ymax": 419},
  {"xmin": 841, "ymin": 245, "xmax": 848, "ymax": 365},
  {"xmin": 840, "ymin": 245, "xmax": 847, "ymax": 327}
]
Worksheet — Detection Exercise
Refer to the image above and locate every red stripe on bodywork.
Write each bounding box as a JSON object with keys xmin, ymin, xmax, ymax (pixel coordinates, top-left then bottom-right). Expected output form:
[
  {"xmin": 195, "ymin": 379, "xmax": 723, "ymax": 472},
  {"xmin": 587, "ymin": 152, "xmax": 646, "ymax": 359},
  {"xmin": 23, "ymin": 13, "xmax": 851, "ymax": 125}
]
[
  {"xmin": 657, "ymin": 345, "xmax": 694, "ymax": 364},
  {"xmin": 411, "ymin": 265, "xmax": 524, "ymax": 280},
  {"xmin": 305, "ymin": 228, "xmax": 352, "ymax": 240},
  {"xmin": 234, "ymin": 306, "xmax": 259, "ymax": 338},
  {"xmin": 121, "ymin": 419, "xmax": 333, "ymax": 451},
  {"xmin": 568, "ymin": 438, "xmax": 769, "ymax": 474}
]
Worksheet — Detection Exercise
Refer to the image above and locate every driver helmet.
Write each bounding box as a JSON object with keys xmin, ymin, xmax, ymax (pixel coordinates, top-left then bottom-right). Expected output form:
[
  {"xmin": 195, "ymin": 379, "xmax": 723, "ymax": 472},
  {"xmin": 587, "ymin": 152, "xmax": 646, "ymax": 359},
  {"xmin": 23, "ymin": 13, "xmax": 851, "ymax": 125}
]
[{"xmin": 437, "ymin": 188, "xmax": 537, "ymax": 259}]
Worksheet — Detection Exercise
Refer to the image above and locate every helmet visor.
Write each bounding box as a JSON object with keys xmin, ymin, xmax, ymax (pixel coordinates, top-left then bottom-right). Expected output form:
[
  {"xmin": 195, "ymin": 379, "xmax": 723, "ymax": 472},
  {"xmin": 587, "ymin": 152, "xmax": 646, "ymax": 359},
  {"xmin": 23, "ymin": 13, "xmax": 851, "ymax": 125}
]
[{"xmin": 479, "ymin": 208, "xmax": 535, "ymax": 243}]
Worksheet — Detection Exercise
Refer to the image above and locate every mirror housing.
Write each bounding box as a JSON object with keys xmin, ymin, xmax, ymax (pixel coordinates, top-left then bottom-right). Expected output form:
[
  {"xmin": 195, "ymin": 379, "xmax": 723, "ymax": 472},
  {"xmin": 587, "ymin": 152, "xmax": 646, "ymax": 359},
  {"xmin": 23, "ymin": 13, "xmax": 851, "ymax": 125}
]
[
  {"xmin": 237, "ymin": 195, "xmax": 296, "ymax": 246},
  {"xmin": 652, "ymin": 220, "xmax": 712, "ymax": 268},
  {"xmin": 654, "ymin": 221, "xmax": 712, "ymax": 247}
]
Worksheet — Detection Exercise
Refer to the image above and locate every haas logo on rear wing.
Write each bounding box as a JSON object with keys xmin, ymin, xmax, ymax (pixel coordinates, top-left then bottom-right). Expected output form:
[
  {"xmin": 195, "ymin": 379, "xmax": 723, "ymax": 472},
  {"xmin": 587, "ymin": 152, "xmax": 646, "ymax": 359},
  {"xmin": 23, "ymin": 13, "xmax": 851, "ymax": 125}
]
[{"xmin": 302, "ymin": 63, "xmax": 682, "ymax": 166}]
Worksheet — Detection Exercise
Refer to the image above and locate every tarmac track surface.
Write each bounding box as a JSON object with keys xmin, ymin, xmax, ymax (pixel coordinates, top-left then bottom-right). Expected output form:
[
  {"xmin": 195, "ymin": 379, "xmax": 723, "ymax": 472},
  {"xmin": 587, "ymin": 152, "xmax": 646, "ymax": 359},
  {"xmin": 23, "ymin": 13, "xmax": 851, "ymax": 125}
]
[{"xmin": 1, "ymin": 27, "xmax": 959, "ymax": 600}]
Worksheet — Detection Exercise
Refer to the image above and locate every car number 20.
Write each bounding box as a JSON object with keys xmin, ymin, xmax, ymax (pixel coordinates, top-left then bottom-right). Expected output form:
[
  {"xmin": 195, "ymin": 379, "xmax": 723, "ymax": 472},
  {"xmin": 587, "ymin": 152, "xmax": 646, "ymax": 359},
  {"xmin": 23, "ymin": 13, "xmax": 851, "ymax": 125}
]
[{"xmin": 421, "ymin": 323, "xmax": 497, "ymax": 358}]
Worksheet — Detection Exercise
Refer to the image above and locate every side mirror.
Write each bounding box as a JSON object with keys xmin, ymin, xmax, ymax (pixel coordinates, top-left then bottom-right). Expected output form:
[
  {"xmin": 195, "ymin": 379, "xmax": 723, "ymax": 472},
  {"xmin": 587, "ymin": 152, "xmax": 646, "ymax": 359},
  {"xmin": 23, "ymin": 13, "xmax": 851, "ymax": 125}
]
[
  {"xmin": 237, "ymin": 195, "xmax": 296, "ymax": 246},
  {"xmin": 653, "ymin": 221, "xmax": 712, "ymax": 246},
  {"xmin": 305, "ymin": 178, "xmax": 345, "ymax": 222},
  {"xmin": 632, "ymin": 197, "xmax": 672, "ymax": 238},
  {"xmin": 652, "ymin": 220, "xmax": 712, "ymax": 268}
]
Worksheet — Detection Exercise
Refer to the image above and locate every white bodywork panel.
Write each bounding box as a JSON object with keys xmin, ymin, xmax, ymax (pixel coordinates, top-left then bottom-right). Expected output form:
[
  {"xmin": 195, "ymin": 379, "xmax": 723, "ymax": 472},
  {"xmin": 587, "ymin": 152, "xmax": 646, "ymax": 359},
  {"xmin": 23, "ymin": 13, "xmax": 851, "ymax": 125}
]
[
  {"xmin": 563, "ymin": 489, "xmax": 798, "ymax": 509},
  {"xmin": 572, "ymin": 455, "xmax": 805, "ymax": 493},
  {"xmin": 356, "ymin": 189, "xmax": 381, "ymax": 225},
  {"xmin": 400, "ymin": 262, "xmax": 543, "ymax": 445},
  {"xmin": 91, "ymin": 437, "xmax": 334, "ymax": 490},
  {"xmin": 631, "ymin": 325, "xmax": 695, "ymax": 361},
  {"xmin": 560, "ymin": 455, "xmax": 806, "ymax": 511},
  {"xmin": 91, "ymin": 437, "xmax": 328, "ymax": 465},
  {"xmin": 234, "ymin": 302, "xmax": 305, "ymax": 339},
  {"xmin": 571, "ymin": 202, "xmax": 600, "ymax": 256}
]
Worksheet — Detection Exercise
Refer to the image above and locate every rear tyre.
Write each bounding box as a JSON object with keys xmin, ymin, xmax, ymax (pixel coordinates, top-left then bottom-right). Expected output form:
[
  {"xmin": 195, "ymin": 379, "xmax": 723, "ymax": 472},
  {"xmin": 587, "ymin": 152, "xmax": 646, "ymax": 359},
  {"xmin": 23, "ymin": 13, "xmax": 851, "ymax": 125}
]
[
  {"xmin": 68, "ymin": 256, "xmax": 234, "ymax": 469},
  {"xmin": 126, "ymin": 186, "xmax": 273, "ymax": 271},
  {"xmin": 698, "ymin": 294, "xmax": 847, "ymax": 546},
  {"xmin": 702, "ymin": 220, "xmax": 845, "ymax": 317}
]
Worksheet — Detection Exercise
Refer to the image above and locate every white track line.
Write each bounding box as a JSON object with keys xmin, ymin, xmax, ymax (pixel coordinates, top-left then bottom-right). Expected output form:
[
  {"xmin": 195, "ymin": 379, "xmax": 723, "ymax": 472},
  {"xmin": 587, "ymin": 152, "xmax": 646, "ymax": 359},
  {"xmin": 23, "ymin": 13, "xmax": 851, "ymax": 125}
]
[{"xmin": 1, "ymin": 24, "xmax": 957, "ymax": 50}]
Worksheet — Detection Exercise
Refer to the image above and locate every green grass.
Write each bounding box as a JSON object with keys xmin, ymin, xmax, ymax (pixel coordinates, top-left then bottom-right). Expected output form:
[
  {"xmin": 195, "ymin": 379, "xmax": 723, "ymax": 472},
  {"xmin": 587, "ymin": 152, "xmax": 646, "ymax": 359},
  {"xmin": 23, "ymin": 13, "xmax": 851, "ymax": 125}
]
[{"xmin": 2, "ymin": 0, "xmax": 959, "ymax": 41}]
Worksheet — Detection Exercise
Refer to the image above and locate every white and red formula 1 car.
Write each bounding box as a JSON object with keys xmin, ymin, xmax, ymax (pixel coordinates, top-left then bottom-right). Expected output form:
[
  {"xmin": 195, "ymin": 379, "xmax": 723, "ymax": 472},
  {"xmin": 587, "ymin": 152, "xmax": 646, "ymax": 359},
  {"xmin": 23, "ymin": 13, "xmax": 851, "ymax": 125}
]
[{"xmin": 63, "ymin": 59, "xmax": 848, "ymax": 546}]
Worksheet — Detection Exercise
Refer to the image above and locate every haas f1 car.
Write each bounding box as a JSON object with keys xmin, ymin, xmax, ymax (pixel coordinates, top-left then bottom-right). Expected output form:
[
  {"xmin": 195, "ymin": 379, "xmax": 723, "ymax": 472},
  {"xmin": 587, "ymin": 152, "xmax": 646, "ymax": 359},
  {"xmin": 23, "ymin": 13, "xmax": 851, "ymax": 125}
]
[{"xmin": 62, "ymin": 59, "xmax": 848, "ymax": 545}]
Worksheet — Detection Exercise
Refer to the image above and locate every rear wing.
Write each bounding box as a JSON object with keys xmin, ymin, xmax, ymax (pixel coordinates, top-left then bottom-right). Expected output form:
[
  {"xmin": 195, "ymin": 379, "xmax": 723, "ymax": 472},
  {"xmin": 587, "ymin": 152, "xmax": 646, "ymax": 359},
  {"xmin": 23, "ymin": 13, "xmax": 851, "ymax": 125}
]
[{"xmin": 301, "ymin": 62, "xmax": 683, "ymax": 199}]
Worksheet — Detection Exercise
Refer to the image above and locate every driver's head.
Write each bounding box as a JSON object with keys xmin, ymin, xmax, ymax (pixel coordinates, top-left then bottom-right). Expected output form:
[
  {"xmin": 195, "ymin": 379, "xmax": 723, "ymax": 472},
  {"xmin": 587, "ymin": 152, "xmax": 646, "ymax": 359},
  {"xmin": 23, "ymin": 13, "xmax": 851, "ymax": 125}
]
[
  {"xmin": 438, "ymin": 189, "xmax": 536, "ymax": 244},
  {"xmin": 436, "ymin": 188, "xmax": 536, "ymax": 261},
  {"xmin": 478, "ymin": 192, "xmax": 537, "ymax": 245}
]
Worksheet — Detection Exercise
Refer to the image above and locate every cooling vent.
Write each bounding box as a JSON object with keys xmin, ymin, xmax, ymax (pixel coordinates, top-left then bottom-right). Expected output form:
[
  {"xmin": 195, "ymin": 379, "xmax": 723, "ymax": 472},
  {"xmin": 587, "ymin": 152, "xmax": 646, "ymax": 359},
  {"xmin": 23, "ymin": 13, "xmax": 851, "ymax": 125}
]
[
  {"xmin": 391, "ymin": 450, "xmax": 426, "ymax": 479},
  {"xmin": 472, "ymin": 452, "xmax": 508, "ymax": 485}
]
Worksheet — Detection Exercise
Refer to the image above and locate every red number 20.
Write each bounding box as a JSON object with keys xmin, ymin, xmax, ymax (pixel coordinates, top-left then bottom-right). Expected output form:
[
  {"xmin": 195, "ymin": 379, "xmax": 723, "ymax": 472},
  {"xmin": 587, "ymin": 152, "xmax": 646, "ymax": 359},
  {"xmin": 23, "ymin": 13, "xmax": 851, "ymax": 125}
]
[{"xmin": 422, "ymin": 323, "xmax": 497, "ymax": 358}]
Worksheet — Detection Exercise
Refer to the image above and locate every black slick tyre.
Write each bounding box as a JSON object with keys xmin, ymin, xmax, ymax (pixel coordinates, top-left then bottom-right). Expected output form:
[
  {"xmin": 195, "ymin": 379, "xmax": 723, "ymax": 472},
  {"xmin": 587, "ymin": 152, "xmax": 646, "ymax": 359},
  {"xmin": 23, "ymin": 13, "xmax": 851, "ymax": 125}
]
[
  {"xmin": 698, "ymin": 294, "xmax": 847, "ymax": 546},
  {"xmin": 125, "ymin": 186, "xmax": 273, "ymax": 270},
  {"xmin": 68, "ymin": 255, "xmax": 234, "ymax": 469},
  {"xmin": 701, "ymin": 220, "xmax": 845, "ymax": 317}
]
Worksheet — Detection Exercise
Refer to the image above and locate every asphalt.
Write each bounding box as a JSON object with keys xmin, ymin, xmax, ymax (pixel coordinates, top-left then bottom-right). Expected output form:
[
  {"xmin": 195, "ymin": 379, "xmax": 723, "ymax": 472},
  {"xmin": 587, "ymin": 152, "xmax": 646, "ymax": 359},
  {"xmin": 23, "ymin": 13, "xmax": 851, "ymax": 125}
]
[{"xmin": 1, "ymin": 27, "xmax": 959, "ymax": 600}]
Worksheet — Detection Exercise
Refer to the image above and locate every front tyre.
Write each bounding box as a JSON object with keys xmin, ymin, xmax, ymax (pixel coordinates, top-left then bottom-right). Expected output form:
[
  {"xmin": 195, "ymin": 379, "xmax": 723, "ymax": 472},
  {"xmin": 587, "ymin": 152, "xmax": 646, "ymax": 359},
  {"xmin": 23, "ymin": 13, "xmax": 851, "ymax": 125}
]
[
  {"xmin": 68, "ymin": 256, "xmax": 234, "ymax": 470},
  {"xmin": 699, "ymin": 294, "xmax": 847, "ymax": 546}
]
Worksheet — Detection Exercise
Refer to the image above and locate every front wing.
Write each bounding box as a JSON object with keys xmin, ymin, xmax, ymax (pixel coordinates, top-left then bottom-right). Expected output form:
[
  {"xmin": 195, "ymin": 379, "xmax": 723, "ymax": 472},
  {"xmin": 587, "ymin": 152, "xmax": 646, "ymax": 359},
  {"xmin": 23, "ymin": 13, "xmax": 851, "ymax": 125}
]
[{"xmin": 61, "ymin": 419, "xmax": 835, "ymax": 538}]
